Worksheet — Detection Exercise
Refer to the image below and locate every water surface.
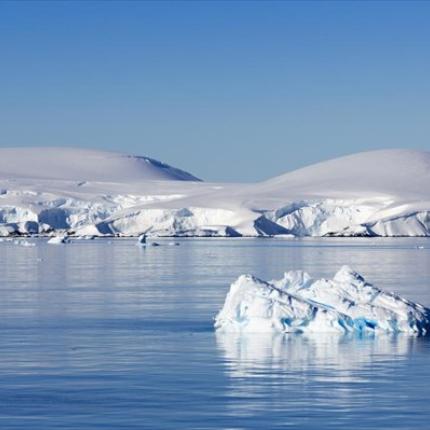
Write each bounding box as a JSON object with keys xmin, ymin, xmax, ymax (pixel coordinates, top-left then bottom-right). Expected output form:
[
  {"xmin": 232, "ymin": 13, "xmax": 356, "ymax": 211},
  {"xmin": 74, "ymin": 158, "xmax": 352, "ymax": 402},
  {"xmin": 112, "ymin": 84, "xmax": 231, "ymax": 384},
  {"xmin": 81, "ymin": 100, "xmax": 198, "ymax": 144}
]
[{"xmin": 0, "ymin": 238, "xmax": 429, "ymax": 429}]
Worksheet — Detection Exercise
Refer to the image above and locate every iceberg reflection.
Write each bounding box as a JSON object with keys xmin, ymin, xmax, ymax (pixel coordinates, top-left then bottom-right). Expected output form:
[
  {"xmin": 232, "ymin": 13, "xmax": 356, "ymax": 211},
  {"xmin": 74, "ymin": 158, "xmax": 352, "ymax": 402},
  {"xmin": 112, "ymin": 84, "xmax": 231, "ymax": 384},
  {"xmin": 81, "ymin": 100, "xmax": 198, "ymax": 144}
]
[
  {"xmin": 216, "ymin": 332, "xmax": 418, "ymax": 380},
  {"xmin": 216, "ymin": 332, "xmax": 426, "ymax": 419}
]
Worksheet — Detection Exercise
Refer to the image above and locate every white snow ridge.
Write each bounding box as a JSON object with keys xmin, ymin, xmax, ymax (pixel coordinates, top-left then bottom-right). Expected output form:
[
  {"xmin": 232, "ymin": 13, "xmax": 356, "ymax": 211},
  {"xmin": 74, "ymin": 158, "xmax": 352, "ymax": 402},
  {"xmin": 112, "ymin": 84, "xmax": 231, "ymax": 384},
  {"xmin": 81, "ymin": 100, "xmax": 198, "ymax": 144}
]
[
  {"xmin": 214, "ymin": 267, "xmax": 430, "ymax": 335},
  {"xmin": 0, "ymin": 147, "xmax": 429, "ymax": 237}
]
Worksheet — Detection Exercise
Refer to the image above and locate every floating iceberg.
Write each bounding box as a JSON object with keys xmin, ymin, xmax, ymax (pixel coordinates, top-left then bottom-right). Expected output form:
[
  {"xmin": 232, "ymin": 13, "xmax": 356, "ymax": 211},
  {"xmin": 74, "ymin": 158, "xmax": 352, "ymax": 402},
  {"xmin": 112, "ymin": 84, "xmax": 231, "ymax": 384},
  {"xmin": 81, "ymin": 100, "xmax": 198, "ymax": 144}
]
[
  {"xmin": 137, "ymin": 233, "xmax": 147, "ymax": 246},
  {"xmin": 215, "ymin": 266, "xmax": 430, "ymax": 335},
  {"xmin": 47, "ymin": 235, "xmax": 69, "ymax": 245}
]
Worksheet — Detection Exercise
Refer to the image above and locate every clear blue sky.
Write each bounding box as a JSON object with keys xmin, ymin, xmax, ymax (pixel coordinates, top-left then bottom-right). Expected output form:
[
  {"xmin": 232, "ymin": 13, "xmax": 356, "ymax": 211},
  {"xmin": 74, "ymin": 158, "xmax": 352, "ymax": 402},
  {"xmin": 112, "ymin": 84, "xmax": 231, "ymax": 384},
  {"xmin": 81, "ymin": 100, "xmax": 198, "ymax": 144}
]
[{"xmin": 1, "ymin": 1, "xmax": 429, "ymax": 182}]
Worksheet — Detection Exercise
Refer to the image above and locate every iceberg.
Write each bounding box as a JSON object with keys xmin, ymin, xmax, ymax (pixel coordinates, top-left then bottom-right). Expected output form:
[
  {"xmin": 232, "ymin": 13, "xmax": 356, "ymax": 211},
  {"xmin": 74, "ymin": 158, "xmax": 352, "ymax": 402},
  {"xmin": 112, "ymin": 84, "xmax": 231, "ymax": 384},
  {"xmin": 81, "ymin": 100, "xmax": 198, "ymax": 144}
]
[
  {"xmin": 137, "ymin": 233, "xmax": 147, "ymax": 246},
  {"xmin": 214, "ymin": 266, "xmax": 430, "ymax": 335},
  {"xmin": 47, "ymin": 235, "xmax": 69, "ymax": 245}
]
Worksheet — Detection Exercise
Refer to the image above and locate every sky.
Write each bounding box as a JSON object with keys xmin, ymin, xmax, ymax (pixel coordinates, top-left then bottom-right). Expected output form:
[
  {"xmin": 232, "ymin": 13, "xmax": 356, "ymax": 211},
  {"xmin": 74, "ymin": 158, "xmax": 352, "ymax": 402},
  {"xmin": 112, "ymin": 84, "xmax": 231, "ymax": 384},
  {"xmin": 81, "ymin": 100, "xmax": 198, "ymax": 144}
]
[{"xmin": 1, "ymin": 1, "xmax": 430, "ymax": 182}]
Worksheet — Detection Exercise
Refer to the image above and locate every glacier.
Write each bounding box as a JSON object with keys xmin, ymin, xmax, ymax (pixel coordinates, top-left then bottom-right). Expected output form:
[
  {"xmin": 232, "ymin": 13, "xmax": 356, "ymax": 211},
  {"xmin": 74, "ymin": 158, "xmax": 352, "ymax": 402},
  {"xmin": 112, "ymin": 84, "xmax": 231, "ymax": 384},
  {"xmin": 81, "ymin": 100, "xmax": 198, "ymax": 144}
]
[
  {"xmin": 214, "ymin": 266, "xmax": 430, "ymax": 335},
  {"xmin": 0, "ymin": 147, "xmax": 430, "ymax": 237}
]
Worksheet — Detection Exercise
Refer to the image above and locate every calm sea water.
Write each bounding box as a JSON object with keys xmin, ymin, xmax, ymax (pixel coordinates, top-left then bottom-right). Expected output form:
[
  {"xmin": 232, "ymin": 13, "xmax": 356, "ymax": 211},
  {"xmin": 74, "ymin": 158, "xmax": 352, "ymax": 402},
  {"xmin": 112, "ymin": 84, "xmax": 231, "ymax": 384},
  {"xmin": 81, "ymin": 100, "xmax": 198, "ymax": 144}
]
[{"xmin": 0, "ymin": 237, "xmax": 429, "ymax": 430}]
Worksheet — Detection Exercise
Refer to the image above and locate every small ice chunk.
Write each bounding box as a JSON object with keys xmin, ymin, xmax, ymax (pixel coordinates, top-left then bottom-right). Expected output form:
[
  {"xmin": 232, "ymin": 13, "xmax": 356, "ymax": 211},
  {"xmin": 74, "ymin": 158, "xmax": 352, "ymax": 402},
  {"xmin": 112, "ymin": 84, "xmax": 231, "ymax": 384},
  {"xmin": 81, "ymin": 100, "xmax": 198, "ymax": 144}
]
[
  {"xmin": 13, "ymin": 239, "xmax": 35, "ymax": 247},
  {"xmin": 137, "ymin": 234, "xmax": 147, "ymax": 246},
  {"xmin": 215, "ymin": 266, "xmax": 430, "ymax": 335},
  {"xmin": 137, "ymin": 233, "xmax": 160, "ymax": 247},
  {"xmin": 74, "ymin": 235, "xmax": 95, "ymax": 241},
  {"xmin": 47, "ymin": 235, "xmax": 69, "ymax": 245}
]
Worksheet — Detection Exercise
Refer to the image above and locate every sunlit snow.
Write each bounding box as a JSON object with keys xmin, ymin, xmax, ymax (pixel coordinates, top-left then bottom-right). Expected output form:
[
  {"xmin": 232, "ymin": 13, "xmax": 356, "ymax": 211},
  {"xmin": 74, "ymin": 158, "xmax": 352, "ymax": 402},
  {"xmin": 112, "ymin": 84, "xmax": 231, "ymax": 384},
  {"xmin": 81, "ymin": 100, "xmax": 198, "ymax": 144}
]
[
  {"xmin": 0, "ymin": 147, "xmax": 429, "ymax": 237},
  {"xmin": 215, "ymin": 266, "xmax": 430, "ymax": 335}
]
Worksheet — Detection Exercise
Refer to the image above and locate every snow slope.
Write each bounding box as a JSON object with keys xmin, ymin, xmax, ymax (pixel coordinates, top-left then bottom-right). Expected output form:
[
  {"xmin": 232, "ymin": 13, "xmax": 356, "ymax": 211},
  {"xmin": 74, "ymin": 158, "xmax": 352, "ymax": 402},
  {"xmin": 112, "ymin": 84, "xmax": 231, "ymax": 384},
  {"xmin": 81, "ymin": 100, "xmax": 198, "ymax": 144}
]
[
  {"xmin": 0, "ymin": 147, "xmax": 200, "ymax": 182},
  {"xmin": 0, "ymin": 147, "xmax": 429, "ymax": 237},
  {"xmin": 252, "ymin": 149, "xmax": 430, "ymax": 236},
  {"xmin": 215, "ymin": 266, "xmax": 430, "ymax": 335},
  {"xmin": 262, "ymin": 149, "xmax": 430, "ymax": 198}
]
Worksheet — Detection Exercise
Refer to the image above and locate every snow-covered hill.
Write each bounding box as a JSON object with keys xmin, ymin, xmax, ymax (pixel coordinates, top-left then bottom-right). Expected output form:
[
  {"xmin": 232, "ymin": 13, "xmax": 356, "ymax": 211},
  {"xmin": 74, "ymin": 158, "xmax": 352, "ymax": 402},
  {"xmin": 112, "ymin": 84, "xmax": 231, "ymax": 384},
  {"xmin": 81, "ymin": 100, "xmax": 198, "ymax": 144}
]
[
  {"xmin": 0, "ymin": 147, "xmax": 429, "ymax": 237},
  {"xmin": 250, "ymin": 149, "xmax": 430, "ymax": 236},
  {"xmin": 261, "ymin": 149, "xmax": 430, "ymax": 198},
  {"xmin": 0, "ymin": 147, "xmax": 200, "ymax": 182}
]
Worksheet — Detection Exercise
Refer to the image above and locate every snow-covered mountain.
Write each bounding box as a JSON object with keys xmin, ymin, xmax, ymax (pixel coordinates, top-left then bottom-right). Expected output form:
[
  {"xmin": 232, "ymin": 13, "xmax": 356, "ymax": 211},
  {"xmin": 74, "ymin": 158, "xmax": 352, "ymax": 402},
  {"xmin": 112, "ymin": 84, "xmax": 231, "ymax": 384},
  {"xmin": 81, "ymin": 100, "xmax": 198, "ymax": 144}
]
[{"xmin": 0, "ymin": 147, "xmax": 429, "ymax": 237}]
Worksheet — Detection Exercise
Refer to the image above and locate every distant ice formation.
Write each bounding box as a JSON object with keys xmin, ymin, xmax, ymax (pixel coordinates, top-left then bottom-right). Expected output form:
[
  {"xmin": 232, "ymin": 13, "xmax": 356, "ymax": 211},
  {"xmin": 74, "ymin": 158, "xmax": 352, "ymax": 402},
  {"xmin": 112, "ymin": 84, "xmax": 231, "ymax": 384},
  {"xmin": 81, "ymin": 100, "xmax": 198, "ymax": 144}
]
[
  {"xmin": 0, "ymin": 148, "xmax": 429, "ymax": 237},
  {"xmin": 137, "ymin": 233, "xmax": 147, "ymax": 246},
  {"xmin": 214, "ymin": 266, "xmax": 430, "ymax": 335},
  {"xmin": 13, "ymin": 239, "xmax": 35, "ymax": 247},
  {"xmin": 47, "ymin": 235, "xmax": 69, "ymax": 245}
]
